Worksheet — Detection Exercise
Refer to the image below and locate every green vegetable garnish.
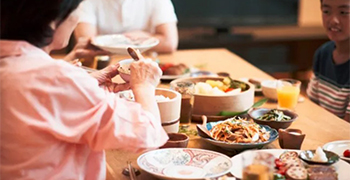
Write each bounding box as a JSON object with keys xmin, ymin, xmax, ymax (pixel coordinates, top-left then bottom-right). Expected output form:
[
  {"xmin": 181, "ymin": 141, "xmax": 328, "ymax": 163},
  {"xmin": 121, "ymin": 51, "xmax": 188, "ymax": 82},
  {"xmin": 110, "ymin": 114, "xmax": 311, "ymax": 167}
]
[{"xmin": 257, "ymin": 109, "xmax": 291, "ymax": 121}]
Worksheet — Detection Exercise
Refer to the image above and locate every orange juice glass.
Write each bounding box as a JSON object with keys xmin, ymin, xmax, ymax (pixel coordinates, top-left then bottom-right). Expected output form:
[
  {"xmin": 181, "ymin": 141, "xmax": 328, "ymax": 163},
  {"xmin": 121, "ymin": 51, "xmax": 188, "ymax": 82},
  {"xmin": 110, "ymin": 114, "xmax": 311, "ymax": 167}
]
[{"xmin": 277, "ymin": 79, "xmax": 301, "ymax": 110}]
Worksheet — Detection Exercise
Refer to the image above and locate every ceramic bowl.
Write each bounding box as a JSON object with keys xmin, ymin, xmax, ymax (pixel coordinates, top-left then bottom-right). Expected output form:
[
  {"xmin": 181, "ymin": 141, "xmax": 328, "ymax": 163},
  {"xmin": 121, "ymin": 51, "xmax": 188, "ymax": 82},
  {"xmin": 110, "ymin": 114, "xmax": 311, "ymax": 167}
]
[
  {"xmin": 92, "ymin": 34, "xmax": 159, "ymax": 55},
  {"xmin": 261, "ymin": 80, "xmax": 279, "ymax": 100},
  {"xmin": 170, "ymin": 76, "xmax": 254, "ymax": 121},
  {"xmin": 156, "ymin": 88, "xmax": 181, "ymax": 133},
  {"xmin": 117, "ymin": 59, "xmax": 134, "ymax": 82},
  {"xmin": 299, "ymin": 149, "xmax": 340, "ymax": 165},
  {"xmin": 137, "ymin": 148, "xmax": 232, "ymax": 180},
  {"xmin": 248, "ymin": 108, "xmax": 298, "ymax": 129},
  {"xmin": 160, "ymin": 133, "xmax": 189, "ymax": 148},
  {"xmin": 119, "ymin": 88, "xmax": 181, "ymax": 133}
]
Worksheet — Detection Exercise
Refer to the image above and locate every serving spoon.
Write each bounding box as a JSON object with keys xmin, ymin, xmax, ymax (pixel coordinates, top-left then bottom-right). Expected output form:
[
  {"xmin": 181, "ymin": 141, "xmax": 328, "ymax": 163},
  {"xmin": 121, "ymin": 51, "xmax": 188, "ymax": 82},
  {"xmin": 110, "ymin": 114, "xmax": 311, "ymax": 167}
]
[{"xmin": 196, "ymin": 115, "xmax": 214, "ymax": 139}]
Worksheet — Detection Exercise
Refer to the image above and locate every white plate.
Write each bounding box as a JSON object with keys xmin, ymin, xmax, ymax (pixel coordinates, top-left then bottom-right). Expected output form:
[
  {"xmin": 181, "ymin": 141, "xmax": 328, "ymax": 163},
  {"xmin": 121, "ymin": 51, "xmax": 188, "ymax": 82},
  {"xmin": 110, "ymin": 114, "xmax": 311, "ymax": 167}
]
[
  {"xmin": 230, "ymin": 149, "xmax": 350, "ymax": 179},
  {"xmin": 137, "ymin": 148, "xmax": 232, "ymax": 180},
  {"xmin": 161, "ymin": 72, "xmax": 191, "ymax": 80},
  {"xmin": 323, "ymin": 140, "xmax": 350, "ymax": 163},
  {"xmin": 92, "ymin": 34, "xmax": 159, "ymax": 55}
]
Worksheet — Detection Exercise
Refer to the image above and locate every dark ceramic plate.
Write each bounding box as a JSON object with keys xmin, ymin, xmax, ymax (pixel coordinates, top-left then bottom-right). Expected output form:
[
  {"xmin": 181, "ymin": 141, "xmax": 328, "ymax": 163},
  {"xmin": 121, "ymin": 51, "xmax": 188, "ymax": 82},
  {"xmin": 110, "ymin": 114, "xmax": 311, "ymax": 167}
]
[{"xmin": 299, "ymin": 149, "xmax": 340, "ymax": 165}]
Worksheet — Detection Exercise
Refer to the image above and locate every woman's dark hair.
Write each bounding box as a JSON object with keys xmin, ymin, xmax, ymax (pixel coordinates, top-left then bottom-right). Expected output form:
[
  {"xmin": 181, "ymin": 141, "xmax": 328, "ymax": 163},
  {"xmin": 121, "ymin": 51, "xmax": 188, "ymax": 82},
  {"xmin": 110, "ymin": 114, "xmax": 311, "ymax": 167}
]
[{"xmin": 1, "ymin": 0, "xmax": 83, "ymax": 47}]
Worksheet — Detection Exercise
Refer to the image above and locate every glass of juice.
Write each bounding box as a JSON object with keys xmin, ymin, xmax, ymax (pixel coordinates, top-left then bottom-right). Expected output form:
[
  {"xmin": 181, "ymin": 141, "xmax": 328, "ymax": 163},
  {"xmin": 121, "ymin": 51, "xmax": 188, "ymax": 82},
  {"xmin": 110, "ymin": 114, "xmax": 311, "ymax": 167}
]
[
  {"xmin": 170, "ymin": 81, "xmax": 195, "ymax": 129},
  {"xmin": 242, "ymin": 151, "xmax": 274, "ymax": 180},
  {"xmin": 276, "ymin": 78, "xmax": 301, "ymax": 110}
]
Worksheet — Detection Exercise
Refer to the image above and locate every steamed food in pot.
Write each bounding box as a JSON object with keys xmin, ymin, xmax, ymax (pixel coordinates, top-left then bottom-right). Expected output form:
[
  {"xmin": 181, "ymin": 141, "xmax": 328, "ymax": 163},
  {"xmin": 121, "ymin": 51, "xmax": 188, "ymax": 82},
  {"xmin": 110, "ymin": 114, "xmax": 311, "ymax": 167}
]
[{"xmin": 195, "ymin": 77, "xmax": 248, "ymax": 95}]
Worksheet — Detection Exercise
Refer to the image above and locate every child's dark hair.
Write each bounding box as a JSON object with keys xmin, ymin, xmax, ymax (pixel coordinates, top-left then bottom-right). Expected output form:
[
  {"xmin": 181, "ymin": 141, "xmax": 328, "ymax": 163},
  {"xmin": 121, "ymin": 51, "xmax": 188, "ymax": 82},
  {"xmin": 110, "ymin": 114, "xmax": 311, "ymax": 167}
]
[{"xmin": 1, "ymin": 0, "xmax": 83, "ymax": 47}]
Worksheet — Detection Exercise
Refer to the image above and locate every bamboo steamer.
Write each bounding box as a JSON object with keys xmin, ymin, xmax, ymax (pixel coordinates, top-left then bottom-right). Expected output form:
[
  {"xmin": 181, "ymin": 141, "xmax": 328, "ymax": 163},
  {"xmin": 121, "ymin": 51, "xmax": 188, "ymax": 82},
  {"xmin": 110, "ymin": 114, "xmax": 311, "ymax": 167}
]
[{"xmin": 171, "ymin": 76, "xmax": 254, "ymax": 121}]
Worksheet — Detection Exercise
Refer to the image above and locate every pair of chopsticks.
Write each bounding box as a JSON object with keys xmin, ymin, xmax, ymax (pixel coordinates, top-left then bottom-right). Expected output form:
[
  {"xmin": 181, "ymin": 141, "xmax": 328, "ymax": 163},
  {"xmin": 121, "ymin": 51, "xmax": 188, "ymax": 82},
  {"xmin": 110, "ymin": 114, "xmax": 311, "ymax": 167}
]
[{"xmin": 127, "ymin": 161, "xmax": 137, "ymax": 180}]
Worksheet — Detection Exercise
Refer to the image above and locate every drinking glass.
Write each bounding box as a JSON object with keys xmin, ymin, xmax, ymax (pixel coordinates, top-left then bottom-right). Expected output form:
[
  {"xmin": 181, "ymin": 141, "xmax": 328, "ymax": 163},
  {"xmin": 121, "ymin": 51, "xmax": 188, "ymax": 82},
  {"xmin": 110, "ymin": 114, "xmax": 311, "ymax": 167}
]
[
  {"xmin": 242, "ymin": 151, "xmax": 274, "ymax": 180},
  {"xmin": 276, "ymin": 78, "xmax": 301, "ymax": 110},
  {"xmin": 170, "ymin": 81, "xmax": 195, "ymax": 128}
]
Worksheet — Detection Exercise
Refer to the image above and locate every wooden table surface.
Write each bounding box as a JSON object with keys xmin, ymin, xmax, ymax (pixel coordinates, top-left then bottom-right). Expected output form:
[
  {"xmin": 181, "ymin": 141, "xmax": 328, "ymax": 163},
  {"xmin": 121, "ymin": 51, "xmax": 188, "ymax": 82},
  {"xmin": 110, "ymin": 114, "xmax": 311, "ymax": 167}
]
[{"xmin": 85, "ymin": 48, "xmax": 350, "ymax": 180}]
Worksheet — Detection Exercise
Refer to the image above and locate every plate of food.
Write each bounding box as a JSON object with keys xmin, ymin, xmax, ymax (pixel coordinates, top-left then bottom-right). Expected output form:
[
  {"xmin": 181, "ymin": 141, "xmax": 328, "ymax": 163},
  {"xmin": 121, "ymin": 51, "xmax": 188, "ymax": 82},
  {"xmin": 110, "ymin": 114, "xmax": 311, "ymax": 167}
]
[
  {"xmin": 92, "ymin": 34, "xmax": 159, "ymax": 55},
  {"xmin": 230, "ymin": 149, "xmax": 350, "ymax": 180},
  {"xmin": 197, "ymin": 117, "xmax": 278, "ymax": 150},
  {"xmin": 137, "ymin": 148, "xmax": 232, "ymax": 180},
  {"xmin": 159, "ymin": 63, "xmax": 191, "ymax": 80},
  {"xmin": 323, "ymin": 140, "xmax": 350, "ymax": 163}
]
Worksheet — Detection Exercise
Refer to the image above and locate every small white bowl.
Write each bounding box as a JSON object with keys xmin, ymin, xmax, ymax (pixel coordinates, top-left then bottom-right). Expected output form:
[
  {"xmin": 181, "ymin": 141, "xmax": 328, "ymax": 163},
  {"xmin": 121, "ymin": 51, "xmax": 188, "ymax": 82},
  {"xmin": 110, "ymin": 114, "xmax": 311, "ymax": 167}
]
[
  {"xmin": 118, "ymin": 59, "xmax": 134, "ymax": 82},
  {"xmin": 261, "ymin": 80, "xmax": 279, "ymax": 100}
]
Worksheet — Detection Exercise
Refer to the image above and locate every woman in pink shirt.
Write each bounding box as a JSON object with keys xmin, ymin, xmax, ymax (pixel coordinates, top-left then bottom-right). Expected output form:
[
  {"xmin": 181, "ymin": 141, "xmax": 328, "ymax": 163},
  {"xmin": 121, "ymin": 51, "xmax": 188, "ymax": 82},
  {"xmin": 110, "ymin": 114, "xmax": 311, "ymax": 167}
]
[{"xmin": 0, "ymin": 0, "xmax": 168, "ymax": 179}]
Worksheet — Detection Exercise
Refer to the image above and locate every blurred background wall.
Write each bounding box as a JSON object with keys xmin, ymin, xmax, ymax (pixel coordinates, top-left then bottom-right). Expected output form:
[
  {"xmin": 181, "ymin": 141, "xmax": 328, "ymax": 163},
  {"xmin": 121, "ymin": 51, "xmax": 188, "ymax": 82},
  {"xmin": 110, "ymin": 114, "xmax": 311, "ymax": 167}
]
[{"xmin": 172, "ymin": 0, "xmax": 327, "ymax": 82}]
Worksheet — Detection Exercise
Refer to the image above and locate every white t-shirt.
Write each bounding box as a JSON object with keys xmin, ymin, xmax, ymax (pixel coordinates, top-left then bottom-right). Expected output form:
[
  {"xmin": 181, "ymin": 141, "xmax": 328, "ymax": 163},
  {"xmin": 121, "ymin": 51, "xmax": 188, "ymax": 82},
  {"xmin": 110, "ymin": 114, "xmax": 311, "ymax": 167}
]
[{"xmin": 76, "ymin": 0, "xmax": 178, "ymax": 35}]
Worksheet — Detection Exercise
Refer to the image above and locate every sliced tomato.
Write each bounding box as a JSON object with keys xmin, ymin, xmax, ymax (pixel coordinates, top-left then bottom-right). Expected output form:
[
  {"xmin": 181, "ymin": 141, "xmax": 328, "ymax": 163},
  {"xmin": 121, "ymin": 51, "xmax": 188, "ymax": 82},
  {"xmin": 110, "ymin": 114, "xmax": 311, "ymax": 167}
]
[
  {"xmin": 160, "ymin": 63, "xmax": 174, "ymax": 72},
  {"xmin": 224, "ymin": 88, "xmax": 234, "ymax": 92},
  {"xmin": 274, "ymin": 159, "xmax": 285, "ymax": 169},
  {"xmin": 344, "ymin": 149, "xmax": 350, "ymax": 157},
  {"xmin": 277, "ymin": 166, "xmax": 288, "ymax": 175}
]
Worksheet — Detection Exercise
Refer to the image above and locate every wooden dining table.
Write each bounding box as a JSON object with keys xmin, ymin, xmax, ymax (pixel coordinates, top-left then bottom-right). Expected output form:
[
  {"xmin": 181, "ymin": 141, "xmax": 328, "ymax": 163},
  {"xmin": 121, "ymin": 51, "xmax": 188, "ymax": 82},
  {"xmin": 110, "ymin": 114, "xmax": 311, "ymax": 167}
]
[{"xmin": 97, "ymin": 48, "xmax": 350, "ymax": 180}]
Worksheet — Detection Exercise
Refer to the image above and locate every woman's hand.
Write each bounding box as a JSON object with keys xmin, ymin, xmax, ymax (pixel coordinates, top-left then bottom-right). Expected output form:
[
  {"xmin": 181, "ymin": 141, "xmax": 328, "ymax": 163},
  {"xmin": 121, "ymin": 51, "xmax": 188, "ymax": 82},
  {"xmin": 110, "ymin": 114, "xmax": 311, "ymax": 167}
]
[
  {"xmin": 130, "ymin": 59, "xmax": 162, "ymax": 89},
  {"xmin": 64, "ymin": 37, "xmax": 109, "ymax": 66},
  {"xmin": 129, "ymin": 58, "xmax": 162, "ymax": 122},
  {"xmin": 90, "ymin": 64, "xmax": 130, "ymax": 93}
]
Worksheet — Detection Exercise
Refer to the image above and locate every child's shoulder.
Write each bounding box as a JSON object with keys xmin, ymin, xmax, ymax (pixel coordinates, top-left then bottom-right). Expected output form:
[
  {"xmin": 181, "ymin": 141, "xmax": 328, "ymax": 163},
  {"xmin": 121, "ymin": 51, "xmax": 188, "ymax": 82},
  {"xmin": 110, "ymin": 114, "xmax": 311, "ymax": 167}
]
[
  {"xmin": 313, "ymin": 41, "xmax": 335, "ymax": 65},
  {"xmin": 316, "ymin": 41, "xmax": 335, "ymax": 55}
]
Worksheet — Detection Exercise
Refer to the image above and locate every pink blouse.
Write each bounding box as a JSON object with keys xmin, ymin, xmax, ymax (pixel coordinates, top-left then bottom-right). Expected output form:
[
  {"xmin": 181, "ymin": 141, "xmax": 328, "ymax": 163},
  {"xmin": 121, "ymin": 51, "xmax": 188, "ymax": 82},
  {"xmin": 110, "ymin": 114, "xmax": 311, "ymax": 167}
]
[{"xmin": 0, "ymin": 40, "xmax": 168, "ymax": 179}]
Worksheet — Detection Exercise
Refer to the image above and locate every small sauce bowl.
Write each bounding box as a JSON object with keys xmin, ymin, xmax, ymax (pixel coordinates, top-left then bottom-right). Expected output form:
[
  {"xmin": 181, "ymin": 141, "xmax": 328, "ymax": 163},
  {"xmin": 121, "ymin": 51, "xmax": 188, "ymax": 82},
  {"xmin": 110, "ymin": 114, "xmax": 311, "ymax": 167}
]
[{"xmin": 160, "ymin": 133, "xmax": 189, "ymax": 148}]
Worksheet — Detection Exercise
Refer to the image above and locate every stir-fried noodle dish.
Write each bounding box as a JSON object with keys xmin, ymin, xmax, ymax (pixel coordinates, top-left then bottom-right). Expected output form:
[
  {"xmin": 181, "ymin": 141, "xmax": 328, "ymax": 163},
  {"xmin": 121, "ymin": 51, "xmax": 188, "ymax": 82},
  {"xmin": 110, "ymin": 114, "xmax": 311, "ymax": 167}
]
[{"xmin": 209, "ymin": 117, "xmax": 270, "ymax": 143}]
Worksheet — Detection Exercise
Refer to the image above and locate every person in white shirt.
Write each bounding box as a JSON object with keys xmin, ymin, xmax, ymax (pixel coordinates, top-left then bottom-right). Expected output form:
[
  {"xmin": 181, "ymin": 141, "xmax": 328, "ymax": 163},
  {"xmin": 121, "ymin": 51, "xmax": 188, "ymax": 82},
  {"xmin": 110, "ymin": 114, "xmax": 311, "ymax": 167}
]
[{"xmin": 74, "ymin": 0, "xmax": 178, "ymax": 55}]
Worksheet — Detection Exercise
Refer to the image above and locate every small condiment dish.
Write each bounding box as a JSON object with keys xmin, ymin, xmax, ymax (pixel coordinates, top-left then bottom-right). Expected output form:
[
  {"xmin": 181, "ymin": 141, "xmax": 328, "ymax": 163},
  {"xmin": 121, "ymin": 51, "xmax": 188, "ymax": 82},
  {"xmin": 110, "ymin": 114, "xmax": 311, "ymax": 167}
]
[
  {"xmin": 160, "ymin": 133, "xmax": 189, "ymax": 148},
  {"xmin": 299, "ymin": 149, "xmax": 340, "ymax": 165},
  {"xmin": 278, "ymin": 128, "xmax": 305, "ymax": 149},
  {"xmin": 248, "ymin": 108, "xmax": 298, "ymax": 130},
  {"xmin": 118, "ymin": 59, "xmax": 134, "ymax": 82}
]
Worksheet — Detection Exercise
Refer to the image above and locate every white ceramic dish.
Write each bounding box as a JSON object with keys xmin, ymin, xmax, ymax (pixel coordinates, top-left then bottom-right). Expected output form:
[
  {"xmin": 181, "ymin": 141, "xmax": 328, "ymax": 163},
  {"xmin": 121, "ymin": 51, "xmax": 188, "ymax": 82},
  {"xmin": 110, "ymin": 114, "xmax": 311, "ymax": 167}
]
[
  {"xmin": 261, "ymin": 80, "xmax": 279, "ymax": 100},
  {"xmin": 161, "ymin": 72, "xmax": 191, "ymax": 80},
  {"xmin": 230, "ymin": 149, "xmax": 350, "ymax": 179},
  {"xmin": 323, "ymin": 140, "xmax": 350, "ymax": 163},
  {"xmin": 137, "ymin": 148, "xmax": 232, "ymax": 180},
  {"xmin": 92, "ymin": 34, "xmax": 159, "ymax": 55}
]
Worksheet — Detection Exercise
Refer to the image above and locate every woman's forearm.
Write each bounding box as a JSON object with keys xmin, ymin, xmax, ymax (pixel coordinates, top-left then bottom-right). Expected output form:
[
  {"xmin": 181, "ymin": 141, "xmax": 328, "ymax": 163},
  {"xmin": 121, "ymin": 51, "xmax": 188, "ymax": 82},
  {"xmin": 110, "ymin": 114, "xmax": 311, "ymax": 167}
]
[{"xmin": 132, "ymin": 84, "xmax": 161, "ymax": 122}]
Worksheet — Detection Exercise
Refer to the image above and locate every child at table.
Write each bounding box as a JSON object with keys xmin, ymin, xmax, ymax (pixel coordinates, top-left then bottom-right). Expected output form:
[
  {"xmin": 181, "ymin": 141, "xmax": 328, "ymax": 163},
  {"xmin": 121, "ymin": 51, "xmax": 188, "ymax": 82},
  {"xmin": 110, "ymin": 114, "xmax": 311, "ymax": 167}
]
[{"xmin": 306, "ymin": 0, "xmax": 350, "ymax": 122}]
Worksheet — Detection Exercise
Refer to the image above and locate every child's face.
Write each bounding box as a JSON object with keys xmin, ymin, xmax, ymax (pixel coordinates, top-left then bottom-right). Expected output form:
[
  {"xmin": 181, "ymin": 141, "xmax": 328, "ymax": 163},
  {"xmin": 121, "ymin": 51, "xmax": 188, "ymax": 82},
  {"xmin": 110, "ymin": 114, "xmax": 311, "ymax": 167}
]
[{"xmin": 321, "ymin": 0, "xmax": 350, "ymax": 42}]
